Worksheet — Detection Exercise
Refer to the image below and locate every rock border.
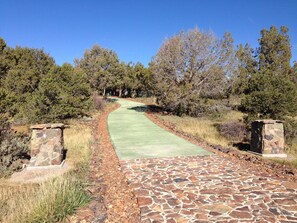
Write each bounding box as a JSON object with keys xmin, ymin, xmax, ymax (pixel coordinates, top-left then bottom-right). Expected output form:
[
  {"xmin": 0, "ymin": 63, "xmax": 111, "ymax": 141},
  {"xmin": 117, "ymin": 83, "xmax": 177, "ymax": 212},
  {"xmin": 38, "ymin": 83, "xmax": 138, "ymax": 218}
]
[
  {"xmin": 145, "ymin": 109, "xmax": 297, "ymax": 182},
  {"xmin": 69, "ymin": 103, "xmax": 140, "ymax": 223}
]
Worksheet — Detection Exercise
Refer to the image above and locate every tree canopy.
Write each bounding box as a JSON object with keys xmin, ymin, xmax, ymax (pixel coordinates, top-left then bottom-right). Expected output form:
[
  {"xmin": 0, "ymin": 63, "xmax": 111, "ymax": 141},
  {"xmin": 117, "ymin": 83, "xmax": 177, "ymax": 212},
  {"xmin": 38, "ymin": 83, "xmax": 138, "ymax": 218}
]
[
  {"xmin": 0, "ymin": 37, "xmax": 91, "ymax": 123},
  {"xmin": 152, "ymin": 27, "xmax": 235, "ymax": 115},
  {"xmin": 1, "ymin": 25, "xmax": 296, "ymax": 123},
  {"xmin": 238, "ymin": 26, "xmax": 297, "ymax": 120}
]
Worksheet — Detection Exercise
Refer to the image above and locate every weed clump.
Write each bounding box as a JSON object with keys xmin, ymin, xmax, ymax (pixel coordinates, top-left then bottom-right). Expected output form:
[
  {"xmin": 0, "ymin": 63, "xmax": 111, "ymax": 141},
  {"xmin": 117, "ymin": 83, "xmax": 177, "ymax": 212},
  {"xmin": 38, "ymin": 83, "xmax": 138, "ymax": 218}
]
[
  {"xmin": 0, "ymin": 114, "xmax": 29, "ymax": 178},
  {"xmin": 217, "ymin": 121, "xmax": 247, "ymax": 142}
]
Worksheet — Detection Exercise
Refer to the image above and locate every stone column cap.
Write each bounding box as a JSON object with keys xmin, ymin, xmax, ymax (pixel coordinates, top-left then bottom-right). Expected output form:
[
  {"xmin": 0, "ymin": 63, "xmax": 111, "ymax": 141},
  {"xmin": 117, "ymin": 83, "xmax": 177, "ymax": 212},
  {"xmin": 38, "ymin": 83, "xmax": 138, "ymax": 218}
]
[
  {"xmin": 30, "ymin": 123, "xmax": 69, "ymax": 129},
  {"xmin": 253, "ymin": 119, "xmax": 283, "ymax": 124}
]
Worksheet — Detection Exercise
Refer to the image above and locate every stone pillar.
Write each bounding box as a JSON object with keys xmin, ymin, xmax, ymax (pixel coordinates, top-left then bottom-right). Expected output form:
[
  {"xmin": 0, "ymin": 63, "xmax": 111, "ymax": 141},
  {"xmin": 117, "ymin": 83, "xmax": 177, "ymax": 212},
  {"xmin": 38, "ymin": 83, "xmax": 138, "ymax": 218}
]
[
  {"xmin": 29, "ymin": 123, "xmax": 67, "ymax": 167},
  {"xmin": 251, "ymin": 120, "xmax": 286, "ymax": 158}
]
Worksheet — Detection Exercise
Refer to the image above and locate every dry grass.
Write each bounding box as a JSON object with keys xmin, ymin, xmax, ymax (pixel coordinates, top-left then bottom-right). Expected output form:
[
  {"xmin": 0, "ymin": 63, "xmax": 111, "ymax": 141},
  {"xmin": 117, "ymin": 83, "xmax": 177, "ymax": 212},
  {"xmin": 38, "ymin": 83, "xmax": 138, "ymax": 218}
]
[
  {"xmin": 158, "ymin": 115, "xmax": 230, "ymax": 147},
  {"xmin": 64, "ymin": 122, "xmax": 92, "ymax": 168},
  {"xmin": 157, "ymin": 110, "xmax": 244, "ymax": 148},
  {"xmin": 130, "ymin": 97, "xmax": 157, "ymax": 105},
  {"xmin": 11, "ymin": 125, "xmax": 30, "ymax": 134},
  {"xmin": 0, "ymin": 121, "xmax": 92, "ymax": 223},
  {"xmin": 157, "ymin": 110, "xmax": 297, "ymax": 169}
]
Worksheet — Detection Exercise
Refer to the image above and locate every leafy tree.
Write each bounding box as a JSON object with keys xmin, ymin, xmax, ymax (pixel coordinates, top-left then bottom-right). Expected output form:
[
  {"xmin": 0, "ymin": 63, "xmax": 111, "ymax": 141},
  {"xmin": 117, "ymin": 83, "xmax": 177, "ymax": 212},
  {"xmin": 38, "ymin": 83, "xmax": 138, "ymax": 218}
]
[
  {"xmin": 241, "ymin": 26, "xmax": 297, "ymax": 119},
  {"xmin": 0, "ymin": 88, "xmax": 16, "ymax": 114},
  {"xmin": 290, "ymin": 61, "xmax": 297, "ymax": 83},
  {"xmin": 0, "ymin": 37, "xmax": 5, "ymax": 52},
  {"xmin": 152, "ymin": 27, "xmax": 234, "ymax": 115},
  {"xmin": 0, "ymin": 45, "xmax": 55, "ymax": 117},
  {"xmin": 133, "ymin": 62, "xmax": 153, "ymax": 96},
  {"xmin": 0, "ymin": 37, "xmax": 93, "ymax": 123},
  {"xmin": 232, "ymin": 44, "xmax": 257, "ymax": 95},
  {"xmin": 258, "ymin": 26, "xmax": 291, "ymax": 74},
  {"xmin": 27, "ymin": 63, "xmax": 91, "ymax": 123},
  {"xmin": 242, "ymin": 72, "xmax": 297, "ymax": 119},
  {"xmin": 0, "ymin": 37, "xmax": 8, "ymax": 81},
  {"xmin": 119, "ymin": 62, "xmax": 152, "ymax": 97},
  {"xmin": 75, "ymin": 45, "xmax": 120, "ymax": 95}
]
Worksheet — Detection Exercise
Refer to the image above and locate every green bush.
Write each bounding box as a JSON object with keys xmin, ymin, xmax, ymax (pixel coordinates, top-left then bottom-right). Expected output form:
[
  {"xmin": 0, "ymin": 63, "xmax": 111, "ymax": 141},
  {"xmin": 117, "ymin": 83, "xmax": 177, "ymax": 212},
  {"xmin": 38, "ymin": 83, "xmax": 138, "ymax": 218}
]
[
  {"xmin": 24, "ymin": 64, "xmax": 92, "ymax": 123},
  {"xmin": 92, "ymin": 92, "xmax": 106, "ymax": 110},
  {"xmin": 0, "ymin": 114, "xmax": 29, "ymax": 177},
  {"xmin": 241, "ymin": 72, "xmax": 297, "ymax": 119}
]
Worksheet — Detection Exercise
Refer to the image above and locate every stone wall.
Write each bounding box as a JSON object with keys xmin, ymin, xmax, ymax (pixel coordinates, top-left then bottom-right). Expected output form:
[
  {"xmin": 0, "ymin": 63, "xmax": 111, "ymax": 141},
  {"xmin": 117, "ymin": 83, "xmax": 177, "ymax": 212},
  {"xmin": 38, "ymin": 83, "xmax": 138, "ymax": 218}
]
[
  {"xmin": 29, "ymin": 123, "xmax": 66, "ymax": 167},
  {"xmin": 251, "ymin": 120, "xmax": 286, "ymax": 157}
]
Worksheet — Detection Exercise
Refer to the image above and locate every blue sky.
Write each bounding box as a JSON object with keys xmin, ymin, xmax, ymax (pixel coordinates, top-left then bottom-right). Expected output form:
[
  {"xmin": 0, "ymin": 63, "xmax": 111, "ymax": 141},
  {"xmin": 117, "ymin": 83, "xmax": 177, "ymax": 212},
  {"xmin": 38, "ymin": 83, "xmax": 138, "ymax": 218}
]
[{"xmin": 1, "ymin": 0, "xmax": 297, "ymax": 66}]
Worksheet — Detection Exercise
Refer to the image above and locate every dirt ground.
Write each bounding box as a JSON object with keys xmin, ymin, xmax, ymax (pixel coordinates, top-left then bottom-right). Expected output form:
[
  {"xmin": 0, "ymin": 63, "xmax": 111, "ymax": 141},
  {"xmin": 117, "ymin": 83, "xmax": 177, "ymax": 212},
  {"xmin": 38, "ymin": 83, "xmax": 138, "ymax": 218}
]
[{"xmin": 71, "ymin": 103, "xmax": 140, "ymax": 223}]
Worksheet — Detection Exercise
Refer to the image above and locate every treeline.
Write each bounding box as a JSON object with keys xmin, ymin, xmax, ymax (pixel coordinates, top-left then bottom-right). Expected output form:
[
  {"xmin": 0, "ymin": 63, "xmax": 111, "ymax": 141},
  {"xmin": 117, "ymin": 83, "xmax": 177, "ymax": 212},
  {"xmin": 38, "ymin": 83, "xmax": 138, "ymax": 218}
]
[
  {"xmin": 1, "ymin": 25, "xmax": 297, "ymax": 124},
  {"xmin": 0, "ymin": 38, "xmax": 91, "ymax": 123},
  {"xmin": 152, "ymin": 26, "xmax": 297, "ymax": 121},
  {"xmin": 0, "ymin": 38, "xmax": 151, "ymax": 123},
  {"xmin": 74, "ymin": 45, "xmax": 153, "ymax": 98}
]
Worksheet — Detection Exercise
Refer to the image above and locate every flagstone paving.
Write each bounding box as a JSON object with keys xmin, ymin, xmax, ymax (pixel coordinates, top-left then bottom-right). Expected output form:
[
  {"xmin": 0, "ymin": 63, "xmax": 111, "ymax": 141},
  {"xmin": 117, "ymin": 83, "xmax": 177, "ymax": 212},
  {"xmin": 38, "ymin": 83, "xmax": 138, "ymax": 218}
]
[
  {"xmin": 108, "ymin": 98, "xmax": 297, "ymax": 222},
  {"xmin": 121, "ymin": 155, "xmax": 297, "ymax": 223}
]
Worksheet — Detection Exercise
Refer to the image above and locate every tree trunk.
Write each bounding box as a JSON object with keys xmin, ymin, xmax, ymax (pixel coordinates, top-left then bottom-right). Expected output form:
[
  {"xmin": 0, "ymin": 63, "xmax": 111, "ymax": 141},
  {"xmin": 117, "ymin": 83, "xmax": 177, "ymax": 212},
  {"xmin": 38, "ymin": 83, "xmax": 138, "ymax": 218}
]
[{"xmin": 119, "ymin": 88, "xmax": 122, "ymax": 97}]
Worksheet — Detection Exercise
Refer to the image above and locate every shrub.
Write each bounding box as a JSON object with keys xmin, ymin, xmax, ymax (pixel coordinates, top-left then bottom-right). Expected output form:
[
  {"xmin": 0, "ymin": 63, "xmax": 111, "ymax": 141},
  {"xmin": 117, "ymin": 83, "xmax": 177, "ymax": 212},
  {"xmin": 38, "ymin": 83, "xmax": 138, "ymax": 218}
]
[
  {"xmin": 218, "ymin": 121, "xmax": 247, "ymax": 142},
  {"xmin": 92, "ymin": 92, "xmax": 106, "ymax": 110},
  {"xmin": 284, "ymin": 117, "xmax": 297, "ymax": 149},
  {"xmin": 241, "ymin": 72, "xmax": 297, "ymax": 119},
  {"xmin": 0, "ymin": 114, "xmax": 30, "ymax": 177},
  {"xmin": 25, "ymin": 64, "xmax": 92, "ymax": 123}
]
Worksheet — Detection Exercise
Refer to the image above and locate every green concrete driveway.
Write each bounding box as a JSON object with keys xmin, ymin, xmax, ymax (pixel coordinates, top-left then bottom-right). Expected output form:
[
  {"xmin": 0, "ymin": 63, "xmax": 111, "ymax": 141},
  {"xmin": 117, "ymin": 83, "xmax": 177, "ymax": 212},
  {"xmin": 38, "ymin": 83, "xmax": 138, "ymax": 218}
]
[{"xmin": 107, "ymin": 98, "xmax": 212, "ymax": 160}]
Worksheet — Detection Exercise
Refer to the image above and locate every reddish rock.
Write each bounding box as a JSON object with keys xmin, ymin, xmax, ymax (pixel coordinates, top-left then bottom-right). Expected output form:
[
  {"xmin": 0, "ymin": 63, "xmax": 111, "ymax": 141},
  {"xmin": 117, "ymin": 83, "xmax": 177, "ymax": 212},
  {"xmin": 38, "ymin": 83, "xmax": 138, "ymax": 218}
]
[
  {"xmin": 236, "ymin": 206, "xmax": 250, "ymax": 212},
  {"xmin": 141, "ymin": 206, "xmax": 151, "ymax": 215},
  {"xmin": 135, "ymin": 189, "xmax": 150, "ymax": 196},
  {"xmin": 189, "ymin": 176, "xmax": 199, "ymax": 182},
  {"xmin": 167, "ymin": 198, "xmax": 179, "ymax": 206},
  {"xmin": 195, "ymin": 213, "xmax": 208, "ymax": 220},
  {"xmin": 138, "ymin": 197, "xmax": 153, "ymax": 206},
  {"xmin": 230, "ymin": 211, "xmax": 252, "ymax": 219},
  {"xmin": 209, "ymin": 211, "xmax": 222, "ymax": 216},
  {"xmin": 274, "ymin": 198, "xmax": 296, "ymax": 205}
]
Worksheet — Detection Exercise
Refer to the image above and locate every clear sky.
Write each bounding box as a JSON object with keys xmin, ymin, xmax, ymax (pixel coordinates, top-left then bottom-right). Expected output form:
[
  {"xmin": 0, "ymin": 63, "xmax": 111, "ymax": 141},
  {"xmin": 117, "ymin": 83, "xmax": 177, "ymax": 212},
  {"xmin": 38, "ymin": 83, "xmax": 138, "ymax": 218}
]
[{"xmin": 1, "ymin": 0, "xmax": 297, "ymax": 66}]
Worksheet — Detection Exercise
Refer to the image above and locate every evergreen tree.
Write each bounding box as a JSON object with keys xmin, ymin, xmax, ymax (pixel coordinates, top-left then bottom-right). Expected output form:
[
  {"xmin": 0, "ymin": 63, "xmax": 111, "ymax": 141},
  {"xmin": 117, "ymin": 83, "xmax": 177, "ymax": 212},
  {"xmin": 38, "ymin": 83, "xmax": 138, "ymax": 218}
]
[
  {"xmin": 28, "ymin": 63, "xmax": 91, "ymax": 122},
  {"xmin": 232, "ymin": 44, "xmax": 257, "ymax": 95},
  {"xmin": 241, "ymin": 26, "xmax": 297, "ymax": 119},
  {"xmin": 0, "ymin": 42, "xmax": 55, "ymax": 117},
  {"xmin": 258, "ymin": 26, "xmax": 291, "ymax": 74},
  {"xmin": 75, "ymin": 45, "xmax": 120, "ymax": 95}
]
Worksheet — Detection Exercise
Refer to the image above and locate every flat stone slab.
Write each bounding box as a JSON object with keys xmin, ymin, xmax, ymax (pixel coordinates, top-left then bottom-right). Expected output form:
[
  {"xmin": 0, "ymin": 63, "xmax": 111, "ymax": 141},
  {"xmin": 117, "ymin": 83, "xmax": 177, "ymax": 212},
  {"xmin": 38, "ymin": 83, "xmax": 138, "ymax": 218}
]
[
  {"xmin": 108, "ymin": 98, "xmax": 211, "ymax": 160},
  {"xmin": 121, "ymin": 155, "xmax": 297, "ymax": 222},
  {"xmin": 30, "ymin": 123, "xmax": 68, "ymax": 129},
  {"xmin": 9, "ymin": 162, "xmax": 69, "ymax": 184}
]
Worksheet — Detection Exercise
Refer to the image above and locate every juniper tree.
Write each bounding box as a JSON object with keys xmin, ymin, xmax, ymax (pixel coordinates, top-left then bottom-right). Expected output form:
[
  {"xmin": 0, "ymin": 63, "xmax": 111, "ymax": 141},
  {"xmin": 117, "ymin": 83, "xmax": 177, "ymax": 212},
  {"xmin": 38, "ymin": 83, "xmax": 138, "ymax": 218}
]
[
  {"xmin": 241, "ymin": 26, "xmax": 297, "ymax": 119},
  {"xmin": 75, "ymin": 45, "xmax": 120, "ymax": 96}
]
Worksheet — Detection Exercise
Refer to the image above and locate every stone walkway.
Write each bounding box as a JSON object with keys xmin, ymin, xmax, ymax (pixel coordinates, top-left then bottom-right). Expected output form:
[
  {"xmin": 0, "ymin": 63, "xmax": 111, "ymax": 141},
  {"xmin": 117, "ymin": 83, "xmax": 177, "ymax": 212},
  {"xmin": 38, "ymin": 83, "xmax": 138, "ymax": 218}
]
[
  {"xmin": 108, "ymin": 98, "xmax": 297, "ymax": 222},
  {"xmin": 121, "ymin": 155, "xmax": 297, "ymax": 223}
]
